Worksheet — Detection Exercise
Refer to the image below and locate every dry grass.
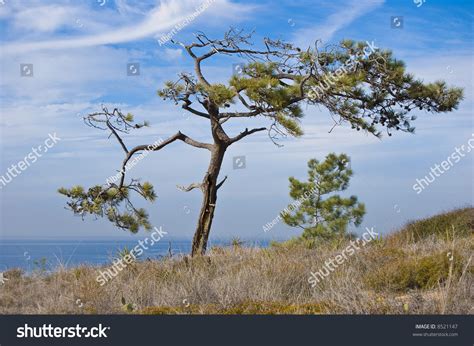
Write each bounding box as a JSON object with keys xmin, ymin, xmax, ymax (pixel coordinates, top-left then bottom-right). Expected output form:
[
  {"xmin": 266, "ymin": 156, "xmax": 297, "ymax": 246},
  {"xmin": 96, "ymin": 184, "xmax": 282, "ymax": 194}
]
[{"xmin": 0, "ymin": 208, "xmax": 472, "ymax": 314}]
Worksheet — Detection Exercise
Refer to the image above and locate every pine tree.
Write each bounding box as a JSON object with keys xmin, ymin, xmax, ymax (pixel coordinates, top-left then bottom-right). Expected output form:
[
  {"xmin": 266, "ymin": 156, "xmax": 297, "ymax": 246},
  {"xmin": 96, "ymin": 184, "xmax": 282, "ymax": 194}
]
[{"xmin": 282, "ymin": 153, "xmax": 365, "ymax": 241}]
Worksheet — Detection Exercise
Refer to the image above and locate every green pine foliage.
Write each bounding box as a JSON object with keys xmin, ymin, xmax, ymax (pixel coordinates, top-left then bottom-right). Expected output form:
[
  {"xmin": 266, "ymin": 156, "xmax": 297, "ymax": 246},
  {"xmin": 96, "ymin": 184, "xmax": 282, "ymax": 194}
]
[
  {"xmin": 282, "ymin": 153, "xmax": 365, "ymax": 241},
  {"xmin": 58, "ymin": 182, "xmax": 156, "ymax": 233}
]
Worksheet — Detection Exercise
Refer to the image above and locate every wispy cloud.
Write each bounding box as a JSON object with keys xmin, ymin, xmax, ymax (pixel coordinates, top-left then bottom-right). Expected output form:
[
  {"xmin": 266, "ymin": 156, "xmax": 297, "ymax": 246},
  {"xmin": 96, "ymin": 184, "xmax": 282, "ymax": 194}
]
[
  {"xmin": 3, "ymin": 0, "xmax": 252, "ymax": 55},
  {"xmin": 292, "ymin": 0, "xmax": 384, "ymax": 47},
  {"xmin": 3, "ymin": 2, "xmax": 186, "ymax": 54}
]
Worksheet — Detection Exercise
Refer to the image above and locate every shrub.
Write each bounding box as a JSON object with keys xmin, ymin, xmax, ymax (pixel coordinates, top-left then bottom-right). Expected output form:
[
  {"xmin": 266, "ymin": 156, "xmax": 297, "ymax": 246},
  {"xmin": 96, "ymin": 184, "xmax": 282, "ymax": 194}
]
[{"xmin": 366, "ymin": 250, "xmax": 464, "ymax": 292}]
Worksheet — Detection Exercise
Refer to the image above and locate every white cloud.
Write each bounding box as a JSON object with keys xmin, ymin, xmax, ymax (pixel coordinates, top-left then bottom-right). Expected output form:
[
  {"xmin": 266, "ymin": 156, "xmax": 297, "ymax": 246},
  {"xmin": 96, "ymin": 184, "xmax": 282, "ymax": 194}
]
[
  {"xmin": 292, "ymin": 0, "xmax": 384, "ymax": 47},
  {"xmin": 4, "ymin": 3, "xmax": 179, "ymax": 53},
  {"xmin": 159, "ymin": 48, "xmax": 183, "ymax": 61},
  {"xmin": 2, "ymin": 0, "xmax": 254, "ymax": 55},
  {"xmin": 12, "ymin": 5, "xmax": 80, "ymax": 33},
  {"xmin": 115, "ymin": 0, "xmax": 150, "ymax": 16}
]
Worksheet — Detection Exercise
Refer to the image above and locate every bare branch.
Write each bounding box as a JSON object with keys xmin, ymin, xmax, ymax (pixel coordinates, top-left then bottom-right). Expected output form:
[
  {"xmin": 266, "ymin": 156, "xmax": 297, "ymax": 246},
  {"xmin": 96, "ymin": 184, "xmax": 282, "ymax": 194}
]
[
  {"xmin": 216, "ymin": 176, "xmax": 228, "ymax": 190},
  {"xmin": 119, "ymin": 132, "xmax": 213, "ymax": 187},
  {"xmin": 268, "ymin": 121, "xmax": 286, "ymax": 147},
  {"xmin": 177, "ymin": 182, "xmax": 203, "ymax": 192},
  {"xmin": 182, "ymin": 104, "xmax": 210, "ymax": 119},
  {"xmin": 228, "ymin": 127, "xmax": 266, "ymax": 144},
  {"xmin": 219, "ymin": 108, "xmax": 261, "ymax": 119},
  {"xmin": 106, "ymin": 120, "xmax": 129, "ymax": 153}
]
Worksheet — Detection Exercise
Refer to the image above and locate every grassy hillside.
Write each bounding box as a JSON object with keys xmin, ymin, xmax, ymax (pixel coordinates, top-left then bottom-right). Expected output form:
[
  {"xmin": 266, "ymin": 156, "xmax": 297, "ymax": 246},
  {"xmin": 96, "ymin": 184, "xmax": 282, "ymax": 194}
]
[{"xmin": 0, "ymin": 207, "xmax": 472, "ymax": 314}]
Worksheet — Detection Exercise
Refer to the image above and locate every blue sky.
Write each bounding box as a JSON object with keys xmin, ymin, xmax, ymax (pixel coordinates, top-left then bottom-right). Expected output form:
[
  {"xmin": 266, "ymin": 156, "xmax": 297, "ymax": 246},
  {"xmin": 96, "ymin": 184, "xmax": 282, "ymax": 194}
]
[{"xmin": 0, "ymin": 0, "xmax": 472, "ymax": 242}]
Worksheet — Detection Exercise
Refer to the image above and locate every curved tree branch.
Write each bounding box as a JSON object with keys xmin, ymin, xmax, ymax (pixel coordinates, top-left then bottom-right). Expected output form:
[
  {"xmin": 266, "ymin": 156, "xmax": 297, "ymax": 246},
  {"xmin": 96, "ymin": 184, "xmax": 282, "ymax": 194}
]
[
  {"xmin": 119, "ymin": 132, "xmax": 213, "ymax": 188},
  {"xmin": 177, "ymin": 182, "xmax": 203, "ymax": 192},
  {"xmin": 106, "ymin": 120, "xmax": 129, "ymax": 153},
  {"xmin": 182, "ymin": 104, "xmax": 210, "ymax": 119},
  {"xmin": 228, "ymin": 127, "xmax": 266, "ymax": 144}
]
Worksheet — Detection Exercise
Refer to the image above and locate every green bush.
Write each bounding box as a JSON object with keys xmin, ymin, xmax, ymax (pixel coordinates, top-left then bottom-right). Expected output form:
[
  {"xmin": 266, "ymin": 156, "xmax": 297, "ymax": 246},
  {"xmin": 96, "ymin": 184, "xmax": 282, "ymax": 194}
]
[{"xmin": 366, "ymin": 250, "xmax": 464, "ymax": 292}]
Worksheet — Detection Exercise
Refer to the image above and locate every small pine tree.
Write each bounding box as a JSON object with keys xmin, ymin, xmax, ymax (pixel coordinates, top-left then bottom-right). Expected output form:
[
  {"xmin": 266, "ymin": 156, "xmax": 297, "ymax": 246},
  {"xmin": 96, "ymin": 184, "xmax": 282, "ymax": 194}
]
[{"xmin": 282, "ymin": 153, "xmax": 365, "ymax": 241}]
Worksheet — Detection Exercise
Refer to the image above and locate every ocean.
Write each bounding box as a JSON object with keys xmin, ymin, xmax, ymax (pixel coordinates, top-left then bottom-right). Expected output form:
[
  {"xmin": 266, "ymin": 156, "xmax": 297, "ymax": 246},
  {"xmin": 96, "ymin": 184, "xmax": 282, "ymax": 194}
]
[{"xmin": 0, "ymin": 239, "xmax": 269, "ymax": 272}]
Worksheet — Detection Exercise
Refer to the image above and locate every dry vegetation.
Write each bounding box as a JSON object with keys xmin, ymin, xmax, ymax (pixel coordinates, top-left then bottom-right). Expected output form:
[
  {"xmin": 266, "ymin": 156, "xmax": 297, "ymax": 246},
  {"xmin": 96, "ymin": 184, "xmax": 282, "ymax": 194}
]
[{"xmin": 0, "ymin": 208, "xmax": 472, "ymax": 314}]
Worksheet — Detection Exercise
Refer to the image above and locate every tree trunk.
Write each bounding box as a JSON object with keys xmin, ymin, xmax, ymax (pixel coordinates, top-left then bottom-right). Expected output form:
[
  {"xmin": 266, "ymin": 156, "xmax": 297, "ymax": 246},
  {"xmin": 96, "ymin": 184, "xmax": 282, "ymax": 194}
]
[{"xmin": 191, "ymin": 144, "xmax": 226, "ymax": 256}]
